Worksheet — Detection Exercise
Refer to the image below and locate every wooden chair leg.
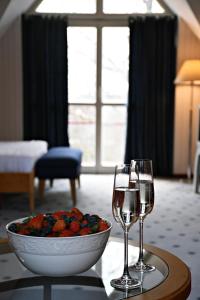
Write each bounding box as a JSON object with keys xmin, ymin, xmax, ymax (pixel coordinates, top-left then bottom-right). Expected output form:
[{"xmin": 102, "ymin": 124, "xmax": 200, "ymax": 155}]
[
  {"xmin": 70, "ymin": 179, "xmax": 76, "ymax": 206},
  {"xmin": 0, "ymin": 194, "xmax": 4, "ymax": 209},
  {"xmin": 77, "ymin": 175, "xmax": 81, "ymax": 188},
  {"xmin": 50, "ymin": 179, "xmax": 54, "ymax": 188},
  {"xmin": 29, "ymin": 171, "xmax": 35, "ymax": 213},
  {"xmin": 39, "ymin": 179, "xmax": 45, "ymax": 200}
]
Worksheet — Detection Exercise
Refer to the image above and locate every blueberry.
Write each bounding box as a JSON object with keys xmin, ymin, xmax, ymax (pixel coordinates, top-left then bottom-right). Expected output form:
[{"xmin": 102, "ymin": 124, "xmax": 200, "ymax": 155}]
[
  {"xmin": 9, "ymin": 223, "xmax": 18, "ymax": 233},
  {"xmin": 88, "ymin": 216, "xmax": 98, "ymax": 223},
  {"xmin": 69, "ymin": 216, "xmax": 76, "ymax": 222},
  {"xmin": 40, "ymin": 227, "xmax": 51, "ymax": 236},
  {"xmin": 29, "ymin": 229, "xmax": 40, "ymax": 236},
  {"xmin": 46, "ymin": 216, "xmax": 56, "ymax": 225},
  {"xmin": 92, "ymin": 215, "xmax": 100, "ymax": 220},
  {"xmin": 88, "ymin": 221, "xmax": 98, "ymax": 228},
  {"xmin": 62, "ymin": 216, "xmax": 70, "ymax": 223},
  {"xmin": 84, "ymin": 214, "xmax": 90, "ymax": 220},
  {"xmin": 80, "ymin": 223, "xmax": 88, "ymax": 228},
  {"xmin": 91, "ymin": 224, "xmax": 99, "ymax": 233}
]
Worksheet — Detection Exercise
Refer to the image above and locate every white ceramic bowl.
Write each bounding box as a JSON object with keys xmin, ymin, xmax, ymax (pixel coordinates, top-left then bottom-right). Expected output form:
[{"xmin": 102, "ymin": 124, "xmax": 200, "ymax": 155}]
[{"xmin": 6, "ymin": 217, "xmax": 111, "ymax": 277}]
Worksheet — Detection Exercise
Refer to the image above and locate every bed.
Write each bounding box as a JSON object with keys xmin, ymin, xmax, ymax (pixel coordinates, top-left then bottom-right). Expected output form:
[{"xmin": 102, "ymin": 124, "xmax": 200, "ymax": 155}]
[{"xmin": 0, "ymin": 140, "xmax": 48, "ymax": 212}]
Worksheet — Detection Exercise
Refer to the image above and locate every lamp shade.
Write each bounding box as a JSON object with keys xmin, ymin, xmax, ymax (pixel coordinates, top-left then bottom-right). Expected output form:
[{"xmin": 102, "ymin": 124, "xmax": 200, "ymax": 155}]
[{"xmin": 175, "ymin": 59, "xmax": 200, "ymax": 85}]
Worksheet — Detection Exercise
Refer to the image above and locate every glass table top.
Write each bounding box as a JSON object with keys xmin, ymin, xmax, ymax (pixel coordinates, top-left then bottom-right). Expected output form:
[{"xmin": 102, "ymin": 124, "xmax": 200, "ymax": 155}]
[{"xmin": 0, "ymin": 237, "xmax": 169, "ymax": 300}]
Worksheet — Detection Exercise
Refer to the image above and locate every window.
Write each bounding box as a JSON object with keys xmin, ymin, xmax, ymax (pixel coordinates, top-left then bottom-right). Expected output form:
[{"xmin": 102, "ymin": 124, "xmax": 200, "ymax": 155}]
[
  {"xmin": 68, "ymin": 26, "xmax": 129, "ymax": 171},
  {"xmin": 35, "ymin": 0, "xmax": 165, "ymax": 172},
  {"xmin": 68, "ymin": 27, "xmax": 96, "ymax": 166}
]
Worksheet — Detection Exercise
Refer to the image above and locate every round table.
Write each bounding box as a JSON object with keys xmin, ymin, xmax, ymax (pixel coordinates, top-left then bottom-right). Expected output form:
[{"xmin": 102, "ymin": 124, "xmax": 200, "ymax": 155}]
[{"xmin": 0, "ymin": 237, "xmax": 191, "ymax": 299}]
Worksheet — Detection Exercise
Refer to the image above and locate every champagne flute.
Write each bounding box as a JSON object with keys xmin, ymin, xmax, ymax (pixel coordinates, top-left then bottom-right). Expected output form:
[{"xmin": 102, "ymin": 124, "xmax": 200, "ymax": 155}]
[
  {"xmin": 110, "ymin": 164, "xmax": 141, "ymax": 290},
  {"xmin": 130, "ymin": 159, "xmax": 155, "ymax": 272}
]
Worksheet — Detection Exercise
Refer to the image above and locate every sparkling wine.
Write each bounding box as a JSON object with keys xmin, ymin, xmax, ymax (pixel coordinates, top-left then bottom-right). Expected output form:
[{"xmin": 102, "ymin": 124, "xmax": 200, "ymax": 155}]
[
  {"xmin": 139, "ymin": 180, "xmax": 154, "ymax": 218},
  {"xmin": 112, "ymin": 187, "xmax": 140, "ymax": 229}
]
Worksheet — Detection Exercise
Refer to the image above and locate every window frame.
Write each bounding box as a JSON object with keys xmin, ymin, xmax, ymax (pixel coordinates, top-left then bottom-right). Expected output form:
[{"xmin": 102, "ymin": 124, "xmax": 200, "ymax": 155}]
[{"xmin": 67, "ymin": 21, "xmax": 128, "ymax": 174}]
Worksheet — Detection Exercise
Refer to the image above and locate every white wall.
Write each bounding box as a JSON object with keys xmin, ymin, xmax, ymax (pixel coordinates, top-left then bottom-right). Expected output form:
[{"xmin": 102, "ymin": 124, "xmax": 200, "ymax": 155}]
[
  {"xmin": 0, "ymin": 16, "xmax": 23, "ymax": 140},
  {"xmin": 173, "ymin": 19, "xmax": 200, "ymax": 175},
  {"xmin": 0, "ymin": 0, "xmax": 35, "ymax": 140}
]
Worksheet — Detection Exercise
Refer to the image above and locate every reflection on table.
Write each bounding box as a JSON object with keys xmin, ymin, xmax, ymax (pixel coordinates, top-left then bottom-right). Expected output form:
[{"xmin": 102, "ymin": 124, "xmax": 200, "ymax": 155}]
[{"xmin": 0, "ymin": 237, "xmax": 191, "ymax": 300}]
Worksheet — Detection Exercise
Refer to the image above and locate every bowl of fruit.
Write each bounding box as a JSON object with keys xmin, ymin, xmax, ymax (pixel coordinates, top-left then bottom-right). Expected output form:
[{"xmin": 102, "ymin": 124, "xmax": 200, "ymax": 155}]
[{"xmin": 6, "ymin": 208, "xmax": 111, "ymax": 276}]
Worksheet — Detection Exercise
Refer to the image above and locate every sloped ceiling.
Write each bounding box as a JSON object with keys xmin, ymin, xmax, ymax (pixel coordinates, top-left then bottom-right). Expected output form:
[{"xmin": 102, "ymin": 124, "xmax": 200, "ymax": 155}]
[
  {"xmin": 0, "ymin": 0, "xmax": 200, "ymax": 40},
  {"xmin": 0, "ymin": 0, "xmax": 35, "ymax": 39},
  {"xmin": 0, "ymin": 0, "xmax": 10, "ymax": 19},
  {"xmin": 188, "ymin": 0, "xmax": 200, "ymax": 23},
  {"xmin": 163, "ymin": 0, "xmax": 200, "ymax": 39}
]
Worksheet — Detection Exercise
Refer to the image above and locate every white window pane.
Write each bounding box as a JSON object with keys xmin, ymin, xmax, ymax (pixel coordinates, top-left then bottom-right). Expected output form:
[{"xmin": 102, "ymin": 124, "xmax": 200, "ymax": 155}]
[
  {"xmin": 36, "ymin": 0, "xmax": 96, "ymax": 13},
  {"xmin": 68, "ymin": 27, "xmax": 96, "ymax": 104},
  {"xmin": 103, "ymin": 0, "xmax": 165, "ymax": 14},
  {"xmin": 102, "ymin": 28, "xmax": 129, "ymax": 104},
  {"xmin": 102, "ymin": 106, "xmax": 126, "ymax": 166},
  {"xmin": 69, "ymin": 105, "xmax": 96, "ymax": 166}
]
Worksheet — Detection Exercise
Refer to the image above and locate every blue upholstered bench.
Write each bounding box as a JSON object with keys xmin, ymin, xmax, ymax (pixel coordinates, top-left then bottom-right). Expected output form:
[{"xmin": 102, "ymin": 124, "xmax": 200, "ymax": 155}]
[{"xmin": 35, "ymin": 147, "xmax": 82, "ymax": 206}]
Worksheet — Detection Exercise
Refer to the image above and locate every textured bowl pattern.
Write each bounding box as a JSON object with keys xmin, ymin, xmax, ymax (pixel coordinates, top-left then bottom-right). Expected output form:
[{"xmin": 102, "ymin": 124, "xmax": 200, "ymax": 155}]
[{"xmin": 6, "ymin": 218, "xmax": 111, "ymax": 276}]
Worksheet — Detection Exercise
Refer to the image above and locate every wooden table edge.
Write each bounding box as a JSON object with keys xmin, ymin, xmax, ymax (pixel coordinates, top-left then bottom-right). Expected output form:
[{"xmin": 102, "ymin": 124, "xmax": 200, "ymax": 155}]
[{"xmin": 127, "ymin": 240, "xmax": 191, "ymax": 300}]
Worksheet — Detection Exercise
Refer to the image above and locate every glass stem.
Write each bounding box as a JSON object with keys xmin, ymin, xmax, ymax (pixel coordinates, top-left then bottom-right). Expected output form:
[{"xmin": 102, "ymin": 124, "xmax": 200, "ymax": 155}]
[
  {"xmin": 123, "ymin": 227, "xmax": 130, "ymax": 277},
  {"xmin": 138, "ymin": 217, "xmax": 144, "ymax": 264}
]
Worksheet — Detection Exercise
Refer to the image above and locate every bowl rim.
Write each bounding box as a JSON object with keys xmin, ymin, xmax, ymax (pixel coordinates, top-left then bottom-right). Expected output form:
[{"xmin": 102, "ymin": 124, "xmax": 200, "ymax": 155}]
[{"xmin": 6, "ymin": 217, "xmax": 112, "ymax": 240}]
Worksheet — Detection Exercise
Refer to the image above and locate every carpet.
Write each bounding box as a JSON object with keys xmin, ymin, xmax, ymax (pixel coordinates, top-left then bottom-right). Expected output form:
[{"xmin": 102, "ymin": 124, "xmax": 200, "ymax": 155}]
[{"xmin": 0, "ymin": 175, "xmax": 199, "ymax": 300}]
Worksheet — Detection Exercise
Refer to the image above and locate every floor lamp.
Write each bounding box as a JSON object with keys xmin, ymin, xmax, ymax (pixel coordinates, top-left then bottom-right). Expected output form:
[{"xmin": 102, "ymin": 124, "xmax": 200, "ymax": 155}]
[{"xmin": 175, "ymin": 59, "xmax": 200, "ymax": 179}]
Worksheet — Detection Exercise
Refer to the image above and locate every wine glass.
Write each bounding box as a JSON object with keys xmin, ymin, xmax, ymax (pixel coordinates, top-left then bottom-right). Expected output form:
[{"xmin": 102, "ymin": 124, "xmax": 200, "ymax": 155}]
[
  {"xmin": 130, "ymin": 159, "xmax": 155, "ymax": 272},
  {"xmin": 110, "ymin": 164, "xmax": 141, "ymax": 290}
]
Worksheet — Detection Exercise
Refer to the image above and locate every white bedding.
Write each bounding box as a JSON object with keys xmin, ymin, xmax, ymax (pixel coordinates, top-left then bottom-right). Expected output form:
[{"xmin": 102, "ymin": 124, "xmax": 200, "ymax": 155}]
[{"xmin": 0, "ymin": 140, "xmax": 48, "ymax": 173}]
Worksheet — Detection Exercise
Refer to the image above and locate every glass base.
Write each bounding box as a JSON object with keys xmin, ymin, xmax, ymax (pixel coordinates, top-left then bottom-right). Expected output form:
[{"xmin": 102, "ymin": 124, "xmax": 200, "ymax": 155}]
[
  {"xmin": 110, "ymin": 275, "xmax": 141, "ymax": 290},
  {"xmin": 131, "ymin": 261, "xmax": 156, "ymax": 273}
]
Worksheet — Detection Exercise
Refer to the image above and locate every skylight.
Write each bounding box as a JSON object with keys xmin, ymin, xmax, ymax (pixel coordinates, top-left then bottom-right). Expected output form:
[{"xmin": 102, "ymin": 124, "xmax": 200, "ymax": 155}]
[
  {"xmin": 36, "ymin": 0, "xmax": 96, "ymax": 14},
  {"xmin": 35, "ymin": 0, "xmax": 165, "ymax": 14},
  {"xmin": 103, "ymin": 0, "xmax": 165, "ymax": 14}
]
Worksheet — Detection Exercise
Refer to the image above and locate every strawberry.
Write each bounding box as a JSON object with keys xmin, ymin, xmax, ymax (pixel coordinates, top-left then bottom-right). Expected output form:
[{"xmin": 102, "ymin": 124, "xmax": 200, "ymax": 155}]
[
  {"xmin": 79, "ymin": 227, "xmax": 92, "ymax": 236},
  {"xmin": 71, "ymin": 207, "xmax": 83, "ymax": 221},
  {"xmin": 98, "ymin": 220, "xmax": 109, "ymax": 232},
  {"xmin": 59, "ymin": 229, "xmax": 75, "ymax": 237},
  {"xmin": 70, "ymin": 220, "xmax": 80, "ymax": 233},
  {"xmin": 27, "ymin": 214, "xmax": 44, "ymax": 230},
  {"xmin": 81, "ymin": 219, "xmax": 88, "ymax": 226},
  {"xmin": 52, "ymin": 211, "xmax": 68, "ymax": 220},
  {"xmin": 52, "ymin": 219, "xmax": 66, "ymax": 232},
  {"xmin": 47, "ymin": 232, "xmax": 57, "ymax": 237},
  {"xmin": 18, "ymin": 228, "xmax": 29, "ymax": 235},
  {"xmin": 42, "ymin": 220, "xmax": 49, "ymax": 227}
]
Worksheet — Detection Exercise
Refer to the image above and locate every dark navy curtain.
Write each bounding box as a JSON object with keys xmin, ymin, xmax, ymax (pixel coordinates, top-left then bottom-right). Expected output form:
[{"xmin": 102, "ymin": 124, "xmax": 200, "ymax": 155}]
[
  {"xmin": 125, "ymin": 16, "xmax": 177, "ymax": 176},
  {"xmin": 22, "ymin": 15, "xmax": 69, "ymax": 148}
]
